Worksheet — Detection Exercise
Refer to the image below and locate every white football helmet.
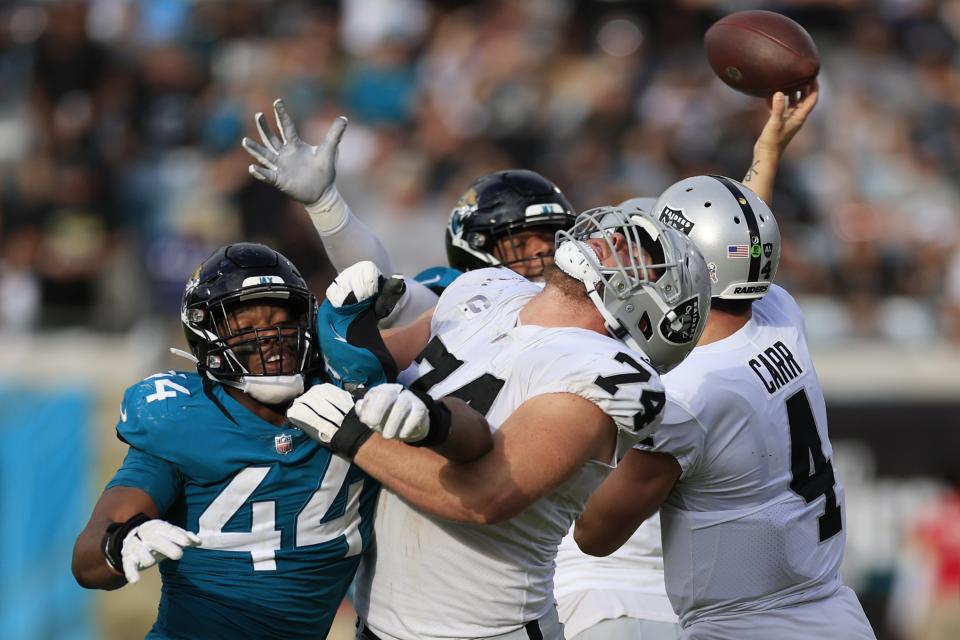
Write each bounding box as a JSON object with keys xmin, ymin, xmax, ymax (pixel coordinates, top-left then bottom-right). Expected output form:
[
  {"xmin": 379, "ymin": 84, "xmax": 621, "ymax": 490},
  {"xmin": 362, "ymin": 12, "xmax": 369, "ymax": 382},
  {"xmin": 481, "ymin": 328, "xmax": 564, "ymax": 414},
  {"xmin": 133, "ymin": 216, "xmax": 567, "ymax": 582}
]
[
  {"xmin": 555, "ymin": 206, "xmax": 711, "ymax": 373},
  {"xmin": 653, "ymin": 175, "xmax": 780, "ymax": 299}
]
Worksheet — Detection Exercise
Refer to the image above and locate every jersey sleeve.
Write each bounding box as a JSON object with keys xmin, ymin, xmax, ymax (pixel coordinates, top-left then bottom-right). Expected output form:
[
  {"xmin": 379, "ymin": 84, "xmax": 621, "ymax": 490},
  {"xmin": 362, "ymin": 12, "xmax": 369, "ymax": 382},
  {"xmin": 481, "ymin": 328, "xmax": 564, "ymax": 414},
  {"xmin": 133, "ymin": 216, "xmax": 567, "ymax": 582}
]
[
  {"xmin": 115, "ymin": 373, "xmax": 201, "ymax": 464},
  {"xmin": 111, "ymin": 380, "xmax": 187, "ymax": 513},
  {"xmin": 116, "ymin": 378, "xmax": 163, "ymax": 452},
  {"xmin": 525, "ymin": 340, "xmax": 667, "ymax": 443},
  {"xmin": 633, "ymin": 398, "xmax": 706, "ymax": 479},
  {"xmin": 317, "ymin": 296, "xmax": 398, "ymax": 388},
  {"xmin": 105, "ymin": 445, "xmax": 183, "ymax": 515},
  {"xmin": 314, "ymin": 199, "xmax": 398, "ymax": 276}
]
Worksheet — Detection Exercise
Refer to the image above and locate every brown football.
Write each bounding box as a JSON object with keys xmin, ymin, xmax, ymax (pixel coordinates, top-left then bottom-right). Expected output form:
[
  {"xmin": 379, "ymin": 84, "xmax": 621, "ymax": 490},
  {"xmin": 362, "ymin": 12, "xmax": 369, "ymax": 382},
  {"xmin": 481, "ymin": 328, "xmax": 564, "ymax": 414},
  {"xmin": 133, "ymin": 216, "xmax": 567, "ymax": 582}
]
[{"xmin": 704, "ymin": 10, "xmax": 820, "ymax": 98}]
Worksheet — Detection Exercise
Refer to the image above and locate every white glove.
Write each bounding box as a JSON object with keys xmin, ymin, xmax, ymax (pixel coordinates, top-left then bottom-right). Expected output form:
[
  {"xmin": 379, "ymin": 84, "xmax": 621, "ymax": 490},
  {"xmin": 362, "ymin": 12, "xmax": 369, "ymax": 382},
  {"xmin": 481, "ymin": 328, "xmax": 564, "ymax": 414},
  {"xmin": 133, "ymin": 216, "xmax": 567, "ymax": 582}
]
[
  {"xmin": 326, "ymin": 261, "xmax": 383, "ymax": 308},
  {"xmin": 356, "ymin": 384, "xmax": 431, "ymax": 443},
  {"xmin": 288, "ymin": 384, "xmax": 374, "ymax": 459},
  {"xmin": 287, "ymin": 383, "xmax": 355, "ymax": 444},
  {"xmin": 242, "ymin": 98, "xmax": 347, "ymax": 208},
  {"xmin": 121, "ymin": 520, "xmax": 200, "ymax": 584}
]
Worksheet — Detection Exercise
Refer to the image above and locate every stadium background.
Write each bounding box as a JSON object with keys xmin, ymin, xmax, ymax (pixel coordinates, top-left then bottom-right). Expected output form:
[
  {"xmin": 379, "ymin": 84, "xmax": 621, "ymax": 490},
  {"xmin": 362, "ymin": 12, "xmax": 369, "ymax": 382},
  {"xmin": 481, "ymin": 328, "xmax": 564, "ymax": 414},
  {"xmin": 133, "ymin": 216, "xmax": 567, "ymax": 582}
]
[{"xmin": 0, "ymin": 0, "xmax": 958, "ymax": 638}]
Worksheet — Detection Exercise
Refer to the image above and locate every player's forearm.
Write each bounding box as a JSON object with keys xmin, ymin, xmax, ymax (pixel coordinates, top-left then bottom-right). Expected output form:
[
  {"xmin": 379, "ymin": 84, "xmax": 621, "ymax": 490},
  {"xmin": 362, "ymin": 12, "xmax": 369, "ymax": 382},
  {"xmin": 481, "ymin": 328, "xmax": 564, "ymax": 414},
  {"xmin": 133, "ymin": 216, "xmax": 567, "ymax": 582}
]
[
  {"xmin": 574, "ymin": 504, "xmax": 650, "ymax": 557},
  {"xmin": 743, "ymin": 146, "xmax": 778, "ymax": 207},
  {"xmin": 575, "ymin": 449, "xmax": 679, "ymax": 555},
  {"xmin": 72, "ymin": 520, "xmax": 126, "ymax": 590},
  {"xmin": 428, "ymin": 398, "xmax": 493, "ymax": 462},
  {"xmin": 353, "ymin": 434, "xmax": 515, "ymax": 524},
  {"xmin": 381, "ymin": 307, "xmax": 434, "ymax": 371}
]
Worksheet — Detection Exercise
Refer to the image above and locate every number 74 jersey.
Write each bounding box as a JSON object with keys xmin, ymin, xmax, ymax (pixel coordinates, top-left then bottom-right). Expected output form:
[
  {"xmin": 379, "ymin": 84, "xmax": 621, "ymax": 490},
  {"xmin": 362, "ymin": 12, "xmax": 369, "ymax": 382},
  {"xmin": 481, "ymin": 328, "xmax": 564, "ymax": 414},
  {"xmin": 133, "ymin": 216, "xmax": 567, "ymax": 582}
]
[
  {"xmin": 108, "ymin": 371, "xmax": 378, "ymax": 639},
  {"xmin": 638, "ymin": 285, "xmax": 847, "ymax": 628}
]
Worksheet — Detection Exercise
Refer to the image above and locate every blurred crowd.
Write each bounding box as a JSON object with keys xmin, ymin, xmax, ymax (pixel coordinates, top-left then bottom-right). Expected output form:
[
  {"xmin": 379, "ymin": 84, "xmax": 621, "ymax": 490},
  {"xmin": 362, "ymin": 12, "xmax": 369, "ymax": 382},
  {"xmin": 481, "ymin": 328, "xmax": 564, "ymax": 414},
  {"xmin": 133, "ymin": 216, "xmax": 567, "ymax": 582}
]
[{"xmin": 1, "ymin": 0, "xmax": 959, "ymax": 344}]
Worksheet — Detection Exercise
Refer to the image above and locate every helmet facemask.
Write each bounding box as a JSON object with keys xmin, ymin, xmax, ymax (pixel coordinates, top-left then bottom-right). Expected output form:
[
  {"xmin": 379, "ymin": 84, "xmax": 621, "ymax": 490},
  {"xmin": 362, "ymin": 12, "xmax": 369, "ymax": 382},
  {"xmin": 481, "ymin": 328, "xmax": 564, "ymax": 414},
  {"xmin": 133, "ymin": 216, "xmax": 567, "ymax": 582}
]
[
  {"xmin": 555, "ymin": 206, "xmax": 710, "ymax": 373},
  {"xmin": 183, "ymin": 285, "xmax": 316, "ymax": 406}
]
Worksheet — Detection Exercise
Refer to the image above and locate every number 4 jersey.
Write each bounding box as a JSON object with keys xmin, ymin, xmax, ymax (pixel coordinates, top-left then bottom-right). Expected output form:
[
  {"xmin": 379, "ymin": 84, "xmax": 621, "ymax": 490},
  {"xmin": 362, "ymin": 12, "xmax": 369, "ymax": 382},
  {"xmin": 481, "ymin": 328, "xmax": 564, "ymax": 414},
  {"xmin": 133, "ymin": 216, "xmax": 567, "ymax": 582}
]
[
  {"xmin": 638, "ymin": 285, "xmax": 870, "ymax": 633},
  {"xmin": 355, "ymin": 267, "xmax": 665, "ymax": 640},
  {"xmin": 107, "ymin": 372, "xmax": 378, "ymax": 639}
]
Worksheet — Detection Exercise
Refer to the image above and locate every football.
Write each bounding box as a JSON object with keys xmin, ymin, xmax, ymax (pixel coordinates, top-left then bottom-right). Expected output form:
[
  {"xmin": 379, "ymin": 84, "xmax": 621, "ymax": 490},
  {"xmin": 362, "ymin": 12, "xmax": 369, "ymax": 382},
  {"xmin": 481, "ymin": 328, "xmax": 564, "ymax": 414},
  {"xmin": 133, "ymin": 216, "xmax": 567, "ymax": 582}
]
[{"xmin": 704, "ymin": 10, "xmax": 820, "ymax": 97}]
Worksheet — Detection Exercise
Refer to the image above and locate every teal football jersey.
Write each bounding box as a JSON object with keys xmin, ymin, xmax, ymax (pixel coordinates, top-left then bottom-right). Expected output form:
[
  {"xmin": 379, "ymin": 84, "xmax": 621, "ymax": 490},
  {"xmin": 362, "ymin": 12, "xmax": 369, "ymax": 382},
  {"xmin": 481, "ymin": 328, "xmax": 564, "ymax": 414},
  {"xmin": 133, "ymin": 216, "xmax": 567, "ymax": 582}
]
[{"xmin": 108, "ymin": 371, "xmax": 378, "ymax": 639}]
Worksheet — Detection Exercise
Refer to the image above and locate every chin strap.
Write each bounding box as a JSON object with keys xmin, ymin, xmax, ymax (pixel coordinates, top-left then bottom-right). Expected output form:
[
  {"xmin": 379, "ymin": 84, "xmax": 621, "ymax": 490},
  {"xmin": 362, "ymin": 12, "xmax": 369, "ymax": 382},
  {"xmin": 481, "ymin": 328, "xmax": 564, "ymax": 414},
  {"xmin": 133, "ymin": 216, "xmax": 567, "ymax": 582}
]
[
  {"xmin": 217, "ymin": 374, "xmax": 306, "ymax": 405},
  {"xmin": 585, "ymin": 287, "xmax": 643, "ymax": 355}
]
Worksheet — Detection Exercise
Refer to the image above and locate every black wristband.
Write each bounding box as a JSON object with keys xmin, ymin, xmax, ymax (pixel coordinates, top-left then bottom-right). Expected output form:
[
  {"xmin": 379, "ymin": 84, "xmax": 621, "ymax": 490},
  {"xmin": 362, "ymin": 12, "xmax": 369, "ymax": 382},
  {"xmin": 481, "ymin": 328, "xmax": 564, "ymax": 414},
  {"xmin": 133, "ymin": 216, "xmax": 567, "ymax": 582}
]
[
  {"xmin": 331, "ymin": 408, "xmax": 375, "ymax": 459},
  {"xmin": 102, "ymin": 512, "xmax": 151, "ymax": 574},
  {"xmin": 406, "ymin": 388, "xmax": 452, "ymax": 448}
]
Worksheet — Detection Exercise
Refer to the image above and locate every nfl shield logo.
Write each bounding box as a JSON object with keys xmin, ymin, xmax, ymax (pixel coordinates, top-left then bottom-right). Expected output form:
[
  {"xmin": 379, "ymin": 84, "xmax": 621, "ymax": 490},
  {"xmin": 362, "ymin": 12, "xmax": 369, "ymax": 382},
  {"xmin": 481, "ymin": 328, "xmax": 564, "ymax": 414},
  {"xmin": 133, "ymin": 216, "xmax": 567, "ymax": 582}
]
[{"xmin": 274, "ymin": 433, "xmax": 294, "ymax": 455}]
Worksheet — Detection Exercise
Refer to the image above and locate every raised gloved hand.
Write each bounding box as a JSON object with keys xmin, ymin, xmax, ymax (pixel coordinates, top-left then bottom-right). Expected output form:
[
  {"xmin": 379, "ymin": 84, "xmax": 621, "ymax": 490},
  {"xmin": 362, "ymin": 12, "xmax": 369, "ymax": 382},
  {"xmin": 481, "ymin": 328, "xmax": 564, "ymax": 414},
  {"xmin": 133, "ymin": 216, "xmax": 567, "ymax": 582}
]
[
  {"xmin": 287, "ymin": 383, "xmax": 373, "ymax": 459},
  {"xmin": 326, "ymin": 261, "xmax": 407, "ymax": 319},
  {"xmin": 356, "ymin": 384, "xmax": 452, "ymax": 447},
  {"xmin": 103, "ymin": 514, "xmax": 201, "ymax": 584},
  {"xmin": 242, "ymin": 98, "xmax": 347, "ymax": 208}
]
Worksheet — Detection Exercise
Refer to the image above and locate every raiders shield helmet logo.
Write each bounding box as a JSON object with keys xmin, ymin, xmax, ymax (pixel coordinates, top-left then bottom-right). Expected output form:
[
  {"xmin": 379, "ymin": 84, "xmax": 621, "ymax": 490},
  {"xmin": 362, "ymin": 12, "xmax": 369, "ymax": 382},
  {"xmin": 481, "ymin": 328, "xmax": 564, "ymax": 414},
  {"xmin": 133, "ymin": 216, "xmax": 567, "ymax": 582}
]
[
  {"xmin": 659, "ymin": 297, "xmax": 701, "ymax": 344},
  {"xmin": 658, "ymin": 206, "xmax": 695, "ymax": 235}
]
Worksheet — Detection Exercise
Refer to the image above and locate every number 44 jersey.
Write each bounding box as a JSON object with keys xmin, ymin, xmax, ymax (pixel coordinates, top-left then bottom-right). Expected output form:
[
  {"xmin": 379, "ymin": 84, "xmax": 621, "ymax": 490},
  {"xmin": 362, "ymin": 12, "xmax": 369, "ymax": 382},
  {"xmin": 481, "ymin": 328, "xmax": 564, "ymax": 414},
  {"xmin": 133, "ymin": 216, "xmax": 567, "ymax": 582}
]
[
  {"xmin": 108, "ymin": 371, "xmax": 378, "ymax": 639},
  {"xmin": 637, "ymin": 285, "xmax": 869, "ymax": 633}
]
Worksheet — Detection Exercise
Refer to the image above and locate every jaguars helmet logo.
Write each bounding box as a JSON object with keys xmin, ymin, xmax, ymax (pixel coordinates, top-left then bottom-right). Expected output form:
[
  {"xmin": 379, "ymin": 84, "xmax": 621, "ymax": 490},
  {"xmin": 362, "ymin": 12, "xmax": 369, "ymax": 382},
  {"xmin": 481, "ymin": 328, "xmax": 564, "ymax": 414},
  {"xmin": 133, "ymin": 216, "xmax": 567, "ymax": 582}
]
[
  {"xmin": 449, "ymin": 187, "xmax": 479, "ymax": 237},
  {"xmin": 185, "ymin": 264, "xmax": 202, "ymax": 294}
]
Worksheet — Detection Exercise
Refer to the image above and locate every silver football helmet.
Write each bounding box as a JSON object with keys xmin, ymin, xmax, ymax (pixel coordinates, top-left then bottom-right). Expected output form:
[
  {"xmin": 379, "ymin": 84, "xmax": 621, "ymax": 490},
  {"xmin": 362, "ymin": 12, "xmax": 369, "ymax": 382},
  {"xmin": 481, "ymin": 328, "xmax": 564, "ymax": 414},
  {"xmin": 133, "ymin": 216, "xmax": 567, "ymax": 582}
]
[
  {"xmin": 554, "ymin": 206, "xmax": 712, "ymax": 373},
  {"xmin": 653, "ymin": 175, "xmax": 780, "ymax": 299},
  {"xmin": 618, "ymin": 196, "xmax": 657, "ymax": 215}
]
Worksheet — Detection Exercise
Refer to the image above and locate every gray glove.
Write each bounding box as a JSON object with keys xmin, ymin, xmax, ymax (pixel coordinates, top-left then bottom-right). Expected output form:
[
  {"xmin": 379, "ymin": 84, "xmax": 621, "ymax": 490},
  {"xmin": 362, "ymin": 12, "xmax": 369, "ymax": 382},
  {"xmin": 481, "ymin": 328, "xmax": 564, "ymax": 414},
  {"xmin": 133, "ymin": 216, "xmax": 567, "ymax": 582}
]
[{"xmin": 241, "ymin": 98, "xmax": 347, "ymax": 207}]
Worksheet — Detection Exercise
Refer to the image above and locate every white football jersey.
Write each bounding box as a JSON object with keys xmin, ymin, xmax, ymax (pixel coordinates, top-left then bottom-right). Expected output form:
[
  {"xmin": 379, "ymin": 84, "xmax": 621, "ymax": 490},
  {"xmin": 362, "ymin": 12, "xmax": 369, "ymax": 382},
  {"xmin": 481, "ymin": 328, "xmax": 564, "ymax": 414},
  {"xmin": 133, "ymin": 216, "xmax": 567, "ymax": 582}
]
[
  {"xmin": 354, "ymin": 267, "xmax": 665, "ymax": 640},
  {"xmin": 555, "ymin": 514, "xmax": 677, "ymax": 638},
  {"xmin": 638, "ymin": 285, "xmax": 852, "ymax": 628}
]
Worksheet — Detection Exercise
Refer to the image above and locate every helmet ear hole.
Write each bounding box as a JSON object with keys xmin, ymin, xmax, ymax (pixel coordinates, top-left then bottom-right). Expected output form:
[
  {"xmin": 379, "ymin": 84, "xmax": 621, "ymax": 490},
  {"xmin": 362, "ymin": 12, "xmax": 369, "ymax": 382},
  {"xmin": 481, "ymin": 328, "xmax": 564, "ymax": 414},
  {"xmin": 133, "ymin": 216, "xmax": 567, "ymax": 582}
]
[
  {"xmin": 734, "ymin": 216, "xmax": 741, "ymax": 224},
  {"xmin": 638, "ymin": 311, "xmax": 653, "ymax": 340}
]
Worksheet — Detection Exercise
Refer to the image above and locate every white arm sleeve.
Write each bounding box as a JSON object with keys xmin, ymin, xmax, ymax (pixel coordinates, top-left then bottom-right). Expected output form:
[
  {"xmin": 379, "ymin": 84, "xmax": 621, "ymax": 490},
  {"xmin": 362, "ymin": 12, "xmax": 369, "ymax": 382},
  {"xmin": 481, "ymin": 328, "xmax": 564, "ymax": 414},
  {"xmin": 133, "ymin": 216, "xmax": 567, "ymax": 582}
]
[{"xmin": 305, "ymin": 187, "xmax": 396, "ymax": 275}]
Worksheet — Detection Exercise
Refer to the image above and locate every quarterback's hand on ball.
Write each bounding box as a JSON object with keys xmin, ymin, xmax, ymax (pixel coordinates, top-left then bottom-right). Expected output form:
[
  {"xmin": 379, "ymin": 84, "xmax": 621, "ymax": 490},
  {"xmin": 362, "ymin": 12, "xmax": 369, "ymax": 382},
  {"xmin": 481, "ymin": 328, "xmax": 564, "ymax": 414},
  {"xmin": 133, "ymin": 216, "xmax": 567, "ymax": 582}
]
[
  {"xmin": 756, "ymin": 79, "xmax": 819, "ymax": 158},
  {"xmin": 287, "ymin": 383, "xmax": 373, "ymax": 459},
  {"xmin": 326, "ymin": 261, "xmax": 407, "ymax": 318},
  {"xmin": 120, "ymin": 520, "xmax": 200, "ymax": 584},
  {"xmin": 242, "ymin": 98, "xmax": 346, "ymax": 207},
  {"xmin": 355, "ymin": 384, "xmax": 431, "ymax": 443}
]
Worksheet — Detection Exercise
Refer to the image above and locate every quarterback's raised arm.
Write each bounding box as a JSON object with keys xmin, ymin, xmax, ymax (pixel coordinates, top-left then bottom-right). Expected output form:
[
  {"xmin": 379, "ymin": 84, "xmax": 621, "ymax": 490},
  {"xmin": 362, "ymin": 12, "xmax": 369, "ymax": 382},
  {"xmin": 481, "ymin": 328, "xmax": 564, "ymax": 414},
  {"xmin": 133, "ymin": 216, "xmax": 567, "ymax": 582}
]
[
  {"xmin": 242, "ymin": 99, "xmax": 395, "ymax": 275},
  {"xmin": 743, "ymin": 81, "xmax": 819, "ymax": 206},
  {"xmin": 573, "ymin": 448, "xmax": 680, "ymax": 556}
]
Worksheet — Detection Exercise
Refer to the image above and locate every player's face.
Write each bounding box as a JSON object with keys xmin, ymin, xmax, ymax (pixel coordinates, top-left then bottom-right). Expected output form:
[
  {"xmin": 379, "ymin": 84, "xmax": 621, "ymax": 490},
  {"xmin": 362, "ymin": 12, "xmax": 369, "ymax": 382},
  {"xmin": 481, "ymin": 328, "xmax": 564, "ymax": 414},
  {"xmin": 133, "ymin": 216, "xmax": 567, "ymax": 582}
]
[
  {"xmin": 493, "ymin": 230, "xmax": 556, "ymax": 278},
  {"xmin": 221, "ymin": 302, "xmax": 303, "ymax": 376},
  {"xmin": 584, "ymin": 232, "xmax": 661, "ymax": 281}
]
